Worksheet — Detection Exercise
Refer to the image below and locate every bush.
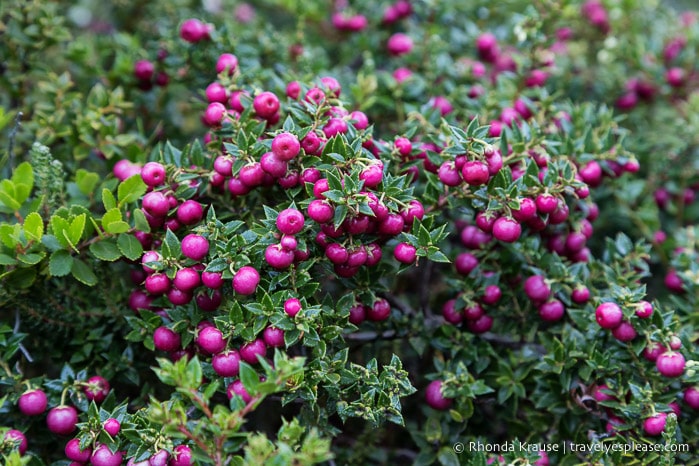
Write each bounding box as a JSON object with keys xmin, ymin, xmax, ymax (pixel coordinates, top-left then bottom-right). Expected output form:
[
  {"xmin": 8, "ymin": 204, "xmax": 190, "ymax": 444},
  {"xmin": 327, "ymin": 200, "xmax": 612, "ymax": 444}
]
[{"xmin": 1, "ymin": 0, "xmax": 698, "ymax": 464}]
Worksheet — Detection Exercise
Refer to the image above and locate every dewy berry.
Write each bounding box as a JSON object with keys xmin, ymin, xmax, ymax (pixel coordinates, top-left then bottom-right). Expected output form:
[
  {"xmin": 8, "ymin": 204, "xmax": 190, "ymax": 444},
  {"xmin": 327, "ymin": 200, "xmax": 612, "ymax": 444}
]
[
  {"xmin": 65, "ymin": 437, "xmax": 92, "ymax": 462},
  {"xmin": 240, "ymin": 338, "xmax": 267, "ymax": 364},
  {"xmin": 271, "ymin": 132, "xmax": 301, "ymax": 161},
  {"xmin": 176, "ymin": 200, "xmax": 204, "ymax": 225},
  {"xmin": 276, "ymin": 208, "xmax": 305, "ymax": 235},
  {"xmin": 253, "ymin": 91, "xmax": 280, "ymax": 119},
  {"xmin": 212, "ymin": 350, "xmax": 241, "ymax": 377},
  {"xmin": 140, "ymin": 162, "xmax": 166, "ymax": 187},
  {"xmin": 196, "ymin": 326, "xmax": 227, "ymax": 354},
  {"xmin": 492, "ymin": 217, "xmax": 521, "ymax": 242},
  {"xmin": 394, "ymin": 242, "xmax": 417, "ymax": 264},
  {"xmin": 153, "ymin": 326, "xmax": 181, "ymax": 352},
  {"xmin": 233, "ymin": 266, "xmax": 260, "ymax": 295},
  {"xmin": 103, "ymin": 418, "xmax": 121, "ymax": 437},
  {"xmin": 595, "ymin": 302, "xmax": 623, "ymax": 329},
  {"xmin": 181, "ymin": 234, "xmax": 209, "ymax": 261}
]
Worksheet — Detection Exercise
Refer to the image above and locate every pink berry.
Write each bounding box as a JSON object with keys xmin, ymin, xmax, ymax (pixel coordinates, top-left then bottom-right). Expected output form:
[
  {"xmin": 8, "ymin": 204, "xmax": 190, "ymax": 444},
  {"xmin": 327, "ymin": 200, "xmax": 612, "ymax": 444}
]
[
  {"xmin": 611, "ymin": 321, "xmax": 637, "ymax": 342},
  {"xmin": 656, "ymin": 351, "xmax": 686, "ymax": 377},
  {"xmin": 176, "ymin": 200, "xmax": 204, "ymax": 225},
  {"xmin": 170, "ymin": 445, "xmax": 193, "ymax": 466},
  {"xmin": 134, "ymin": 60, "xmax": 155, "ymax": 81},
  {"xmin": 142, "ymin": 191, "xmax": 169, "ymax": 218},
  {"xmin": 196, "ymin": 289, "xmax": 222, "ymax": 312},
  {"xmin": 141, "ymin": 162, "xmax": 167, "ymax": 187},
  {"xmin": 425, "ymin": 380, "xmax": 453, "ymax": 410},
  {"xmin": 173, "ymin": 267, "xmax": 201, "ymax": 292},
  {"xmin": 284, "ymin": 298, "xmax": 302, "ymax": 317},
  {"xmin": 233, "ymin": 266, "xmax": 260, "ymax": 295},
  {"xmin": 201, "ymin": 271, "xmax": 223, "ymax": 289},
  {"xmin": 538, "ymin": 299, "xmax": 565, "ymax": 321},
  {"xmin": 47, "ymin": 405, "xmax": 79, "ymax": 435},
  {"xmin": 461, "ymin": 160, "xmax": 490, "ymax": 186},
  {"xmin": 203, "ymin": 102, "xmax": 227, "ymax": 127},
  {"xmin": 454, "ymin": 252, "xmax": 478, "ymax": 275},
  {"xmin": 180, "ymin": 18, "xmax": 210, "ymax": 43},
  {"xmin": 481, "ymin": 285, "xmax": 502, "ymax": 305},
  {"xmin": 205, "ymin": 82, "xmax": 228, "ymax": 103},
  {"xmin": 394, "ymin": 243, "xmax": 417, "ymax": 264},
  {"xmin": 442, "ymin": 299, "xmax": 463, "ymax": 324},
  {"xmin": 684, "ymin": 387, "xmax": 699, "ymax": 409},
  {"xmin": 18, "ymin": 389, "xmax": 48, "ymax": 416},
  {"xmin": 643, "ymin": 413, "xmax": 667, "ymax": 436},
  {"xmin": 307, "ymin": 199, "xmax": 334, "ymax": 224},
  {"xmin": 492, "ymin": 217, "xmax": 521, "ymax": 243},
  {"xmin": 154, "ymin": 326, "xmax": 181, "ymax": 352},
  {"xmin": 571, "ymin": 286, "xmax": 590, "ymax": 304},
  {"xmin": 523, "ymin": 275, "xmax": 551, "ymax": 302},
  {"xmin": 181, "ymin": 234, "xmax": 209, "ymax": 261},
  {"xmin": 91, "ymin": 443, "xmax": 125, "ymax": 466},
  {"xmin": 84, "ymin": 376, "xmax": 110, "ymax": 403},
  {"xmin": 196, "ymin": 326, "xmax": 227, "ymax": 354},
  {"xmin": 467, "ymin": 314, "xmax": 493, "ymax": 333},
  {"xmin": 253, "ymin": 91, "xmax": 280, "ymax": 119},
  {"xmin": 535, "ymin": 193, "xmax": 558, "ymax": 214},
  {"xmin": 438, "ymin": 161, "xmax": 462, "ymax": 186},
  {"xmin": 65, "ymin": 437, "xmax": 92, "ymax": 462},
  {"xmin": 367, "ymin": 298, "xmax": 391, "ymax": 321},
  {"xmin": 635, "ymin": 300, "xmax": 653, "ymax": 318},
  {"xmin": 348, "ymin": 304, "xmax": 367, "ymax": 325},
  {"xmin": 276, "ymin": 208, "xmax": 305, "ymax": 235},
  {"xmin": 212, "ymin": 350, "xmax": 241, "ymax": 377},
  {"xmin": 227, "ymin": 380, "xmax": 252, "ymax": 403},
  {"xmin": 263, "ymin": 327, "xmax": 285, "ymax": 347},
  {"xmin": 387, "ymin": 33, "xmax": 414, "ymax": 56},
  {"xmin": 286, "ymin": 81, "xmax": 301, "ymax": 99},
  {"xmin": 216, "ymin": 53, "xmax": 238, "ymax": 75},
  {"xmin": 265, "ymin": 244, "xmax": 295, "ymax": 269},
  {"xmin": 595, "ymin": 302, "xmax": 623, "ymax": 329},
  {"xmin": 103, "ymin": 418, "xmax": 120, "ymax": 437},
  {"xmin": 4, "ymin": 429, "xmax": 27, "ymax": 456},
  {"xmin": 260, "ymin": 152, "xmax": 288, "ymax": 178},
  {"xmin": 271, "ymin": 132, "xmax": 301, "ymax": 161},
  {"xmin": 240, "ymin": 338, "xmax": 267, "ymax": 364}
]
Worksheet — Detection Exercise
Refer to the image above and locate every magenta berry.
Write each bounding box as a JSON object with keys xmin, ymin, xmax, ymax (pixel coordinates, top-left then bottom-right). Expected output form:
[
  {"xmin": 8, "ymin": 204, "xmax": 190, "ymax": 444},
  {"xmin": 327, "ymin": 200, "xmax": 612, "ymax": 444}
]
[
  {"xmin": 196, "ymin": 326, "xmax": 227, "ymax": 354},
  {"xmin": 103, "ymin": 418, "xmax": 121, "ymax": 437},
  {"xmin": 467, "ymin": 314, "xmax": 493, "ymax": 333},
  {"xmin": 595, "ymin": 302, "xmax": 623, "ymax": 329},
  {"xmin": 523, "ymin": 275, "xmax": 551, "ymax": 302},
  {"xmin": 538, "ymin": 299, "xmax": 565, "ymax": 322},
  {"xmin": 271, "ymin": 132, "xmax": 301, "ymax": 161},
  {"xmin": 153, "ymin": 326, "xmax": 181, "ymax": 352},
  {"xmin": 387, "ymin": 33, "xmax": 414, "ymax": 56},
  {"xmin": 481, "ymin": 285, "xmax": 502, "ymax": 305},
  {"xmin": 461, "ymin": 160, "xmax": 490, "ymax": 186},
  {"xmin": 203, "ymin": 102, "xmax": 227, "ymax": 127},
  {"xmin": 205, "ymin": 82, "xmax": 228, "ymax": 103},
  {"xmin": 142, "ymin": 191, "xmax": 169, "ymax": 218},
  {"xmin": 253, "ymin": 91, "xmax": 280, "ymax": 119},
  {"xmin": 91, "ymin": 443, "xmax": 125, "ymax": 466},
  {"xmin": 18, "ymin": 388, "xmax": 48, "ymax": 416},
  {"xmin": 571, "ymin": 286, "xmax": 590, "ymax": 304},
  {"xmin": 442, "ymin": 299, "xmax": 463, "ymax": 324},
  {"xmin": 212, "ymin": 350, "xmax": 241, "ymax": 377},
  {"xmin": 263, "ymin": 327, "xmax": 285, "ymax": 347},
  {"xmin": 180, "ymin": 18, "xmax": 209, "ymax": 43},
  {"xmin": 656, "ymin": 351, "xmax": 686, "ymax": 377},
  {"xmin": 611, "ymin": 321, "xmax": 637, "ymax": 342},
  {"xmin": 425, "ymin": 380, "xmax": 453, "ymax": 410},
  {"xmin": 65, "ymin": 437, "xmax": 92, "ymax": 462},
  {"xmin": 684, "ymin": 387, "xmax": 699, "ymax": 410},
  {"xmin": 240, "ymin": 338, "xmax": 267, "ymax": 364},
  {"xmin": 173, "ymin": 267, "xmax": 201, "ymax": 292},
  {"xmin": 170, "ymin": 445, "xmax": 193, "ymax": 466},
  {"xmin": 643, "ymin": 413, "xmax": 667, "ymax": 436},
  {"xmin": 227, "ymin": 380, "xmax": 252, "ymax": 403},
  {"xmin": 307, "ymin": 199, "xmax": 334, "ymax": 224},
  {"xmin": 492, "ymin": 217, "xmax": 521, "ymax": 243},
  {"xmin": 635, "ymin": 300, "xmax": 653, "ymax": 318},
  {"xmin": 233, "ymin": 266, "xmax": 260, "ymax": 295},
  {"xmin": 133, "ymin": 59, "xmax": 155, "ymax": 81},
  {"xmin": 181, "ymin": 234, "xmax": 209, "ymax": 261},
  {"xmin": 535, "ymin": 193, "xmax": 558, "ymax": 214},
  {"xmin": 284, "ymin": 297, "xmax": 302, "ymax": 317},
  {"xmin": 4, "ymin": 429, "xmax": 27, "ymax": 456},
  {"xmin": 145, "ymin": 273, "xmax": 170, "ymax": 295},
  {"xmin": 260, "ymin": 152, "xmax": 288, "ymax": 178},
  {"xmin": 216, "ymin": 53, "xmax": 238, "ymax": 75},
  {"xmin": 84, "ymin": 375, "xmax": 110, "ymax": 403},
  {"xmin": 47, "ymin": 405, "xmax": 79, "ymax": 435},
  {"xmin": 394, "ymin": 242, "xmax": 417, "ymax": 264},
  {"xmin": 367, "ymin": 298, "xmax": 391, "ymax": 321},
  {"xmin": 141, "ymin": 162, "xmax": 166, "ymax": 187},
  {"xmin": 276, "ymin": 208, "xmax": 305, "ymax": 235},
  {"xmin": 265, "ymin": 244, "xmax": 295, "ymax": 269},
  {"xmin": 213, "ymin": 156, "xmax": 233, "ymax": 176},
  {"xmin": 176, "ymin": 200, "xmax": 204, "ymax": 225}
]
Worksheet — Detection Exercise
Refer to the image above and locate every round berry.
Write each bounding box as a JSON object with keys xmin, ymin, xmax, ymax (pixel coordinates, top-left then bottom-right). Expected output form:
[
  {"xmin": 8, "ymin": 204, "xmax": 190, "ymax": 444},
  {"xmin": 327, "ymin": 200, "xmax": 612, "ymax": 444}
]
[
  {"xmin": 173, "ymin": 267, "xmax": 201, "ymax": 292},
  {"xmin": 684, "ymin": 387, "xmax": 699, "ymax": 410},
  {"xmin": 394, "ymin": 242, "xmax": 417, "ymax": 264},
  {"xmin": 84, "ymin": 375, "xmax": 110, "ymax": 403},
  {"xmin": 216, "ymin": 53, "xmax": 238, "ymax": 75},
  {"xmin": 467, "ymin": 314, "xmax": 493, "ymax": 333},
  {"xmin": 196, "ymin": 326, "xmax": 227, "ymax": 354},
  {"xmin": 538, "ymin": 299, "xmax": 565, "ymax": 321},
  {"xmin": 103, "ymin": 418, "xmax": 120, "ymax": 437},
  {"xmin": 367, "ymin": 298, "xmax": 391, "ymax": 321},
  {"xmin": 523, "ymin": 275, "xmax": 551, "ymax": 302},
  {"xmin": 145, "ymin": 273, "xmax": 171, "ymax": 295},
  {"xmin": 611, "ymin": 321, "xmax": 637, "ymax": 342},
  {"xmin": 47, "ymin": 405, "xmax": 79, "ymax": 435},
  {"xmin": 240, "ymin": 338, "xmax": 267, "ymax": 364},
  {"xmin": 133, "ymin": 60, "xmax": 155, "ymax": 81},
  {"xmin": 154, "ymin": 326, "xmax": 181, "ymax": 352},
  {"xmin": 170, "ymin": 445, "xmax": 193, "ymax": 466},
  {"xmin": 656, "ymin": 351, "xmax": 686, "ymax": 377},
  {"xmin": 492, "ymin": 217, "xmax": 521, "ymax": 243},
  {"xmin": 253, "ymin": 91, "xmax": 280, "ymax": 119},
  {"xmin": 595, "ymin": 302, "xmax": 623, "ymax": 329},
  {"xmin": 233, "ymin": 266, "xmax": 260, "ymax": 295},
  {"xmin": 571, "ymin": 286, "xmax": 590, "ymax": 304},
  {"xmin": 643, "ymin": 413, "xmax": 667, "ymax": 436},
  {"xmin": 284, "ymin": 298, "xmax": 302, "ymax": 317},
  {"xmin": 65, "ymin": 437, "xmax": 92, "ymax": 462},
  {"xmin": 265, "ymin": 244, "xmax": 295, "ymax": 269},
  {"xmin": 181, "ymin": 234, "xmax": 209, "ymax": 261},
  {"xmin": 18, "ymin": 389, "xmax": 48, "ymax": 416},
  {"xmin": 263, "ymin": 327, "xmax": 285, "ymax": 347},
  {"xmin": 212, "ymin": 350, "xmax": 241, "ymax": 377},
  {"xmin": 442, "ymin": 299, "xmax": 463, "ymax": 324},
  {"xmin": 91, "ymin": 443, "xmax": 125, "ymax": 466},
  {"xmin": 4, "ymin": 429, "xmax": 27, "ymax": 455},
  {"xmin": 535, "ymin": 193, "xmax": 558, "ymax": 214},
  {"xmin": 276, "ymin": 208, "xmax": 305, "ymax": 235},
  {"xmin": 271, "ymin": 132, "xmax": 301, "ymax": 161},
  {"xmin": 176, "ymin": 200, "xmax": 204, "ymax": 225},
  {"xmin": 142, "ymin": 191, "xmax": 169, "ymax": 218},
  {"xmin": 387, "ymin": 33, "xmax": 414, "ymax": 56},
  {"xmin": 141, "ymin": 162, "xmax": 166, "ymax": 187},
  {"xmin": 461, "ymin": 160, "xmax": 490, "ymax": 186},
  {"xmin": 227, "ymin": 380, "xmax": 252, "ymax": 403},
  {"xmin": 425, "ymin": 380, "xmax": 453, "ymax": 410}
]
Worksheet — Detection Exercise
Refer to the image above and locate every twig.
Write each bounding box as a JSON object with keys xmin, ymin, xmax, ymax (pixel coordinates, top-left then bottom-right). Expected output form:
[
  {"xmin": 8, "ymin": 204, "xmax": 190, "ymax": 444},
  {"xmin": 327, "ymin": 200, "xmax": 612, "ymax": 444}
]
[
  {"xmin": 6, "ymin": 111, "xmax": 23, "ymax": 170},
  {"xmin": 14, "ymin": 308, "xmax": 33, "ymax": 362}
]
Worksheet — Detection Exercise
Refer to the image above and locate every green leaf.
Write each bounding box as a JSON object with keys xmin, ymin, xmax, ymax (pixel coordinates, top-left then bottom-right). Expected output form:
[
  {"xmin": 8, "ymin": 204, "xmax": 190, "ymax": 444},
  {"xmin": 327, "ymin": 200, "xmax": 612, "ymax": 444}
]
[
  {"xmin": 102, "ymin": 188, "xmax": 117, "ymax": 211},
  {"xmin": 23, "ymin": 212, "xmax": 44, "ymax": 241},
  {"xmin": 117, "ymin": 234, "xmax": 143, "ymax": 261},
  {"xmin": 50, "ymin": 215, "xmax": 71, "ymax": 248},
  {"xmin": 12, "ymin": 162, "xmax": 34, "ymax": 204},
  {"xmin": 89, "ymin": 239, "xmax": 122, "ymax": 261},
  {"xmin": 49, "ymin": 250, "xmax": 74, "ymax": 277},
  {"xmin": 71, "ymin": 259, "xmax": 97, "ymax": 286},
  {"xmin": 161, "ymin": 229, "xmax": 181, "ymax": 259},
  {"xmin": 118, "ymin": 175, "xmax": 147, "ymax": 206},
  {"xmin": 0, "ymin": 253, "xmax": 17, "ymax": 265},
  {"xmin": 132, "ymin": 208, "xmax": 150, "ymax": 233},
  {"xmin": 75, "ymin": 169, "xmax": 100, "ymax": 196},
  {"xmin": 0, "ymin": 180, "xmax": 21, "ymax": 210},
  {"xmin": 239, "ymin": 362, "xmax": 260, "ymax": 395},
  {"xmin": 102, "ymin": 208, "xmax": 122, "ymax": 231},
  {"xmin": 17, "ymin": 252, "xmax": 44, "ymax": 265},
  {"xmin": 67, "ymin": 214, "xmax": 86, "ymax": 245}
]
